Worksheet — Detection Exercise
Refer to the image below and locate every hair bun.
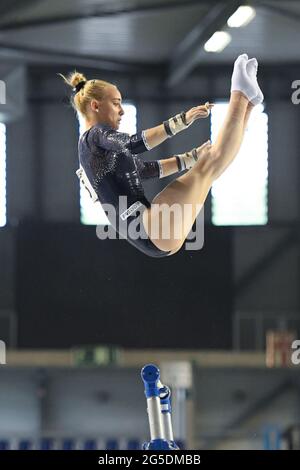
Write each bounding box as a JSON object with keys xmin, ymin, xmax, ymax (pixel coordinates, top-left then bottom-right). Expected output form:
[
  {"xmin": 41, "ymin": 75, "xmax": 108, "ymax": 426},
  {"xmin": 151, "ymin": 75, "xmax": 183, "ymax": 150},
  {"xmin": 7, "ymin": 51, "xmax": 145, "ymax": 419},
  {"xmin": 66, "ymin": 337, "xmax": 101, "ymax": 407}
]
[{"xmin": 73, "ymin": 80, "xmax": 86, "ymax": 93}]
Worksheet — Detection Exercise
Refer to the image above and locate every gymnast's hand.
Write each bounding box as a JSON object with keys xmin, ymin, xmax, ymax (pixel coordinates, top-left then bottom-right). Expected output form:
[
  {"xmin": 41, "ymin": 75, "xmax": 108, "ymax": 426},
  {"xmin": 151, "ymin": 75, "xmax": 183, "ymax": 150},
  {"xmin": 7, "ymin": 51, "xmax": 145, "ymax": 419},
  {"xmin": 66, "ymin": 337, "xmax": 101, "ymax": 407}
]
[{"xmin": 185, "ymin": 102, "xmax": 214, "ymax": 124}]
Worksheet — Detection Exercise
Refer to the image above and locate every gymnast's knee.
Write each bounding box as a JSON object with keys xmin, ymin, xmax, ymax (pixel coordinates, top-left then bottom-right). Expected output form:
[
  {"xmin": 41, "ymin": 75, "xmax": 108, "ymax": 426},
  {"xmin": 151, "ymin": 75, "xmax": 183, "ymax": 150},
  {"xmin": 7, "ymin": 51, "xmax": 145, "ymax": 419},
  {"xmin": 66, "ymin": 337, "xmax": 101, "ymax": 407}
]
[
  {"xmin": 198, "ymin": 146, "xmax": 223, "ymax": 180},
  {"xmin": 193, "ymin": 146, "xmax": 218, "ymax": 178}
]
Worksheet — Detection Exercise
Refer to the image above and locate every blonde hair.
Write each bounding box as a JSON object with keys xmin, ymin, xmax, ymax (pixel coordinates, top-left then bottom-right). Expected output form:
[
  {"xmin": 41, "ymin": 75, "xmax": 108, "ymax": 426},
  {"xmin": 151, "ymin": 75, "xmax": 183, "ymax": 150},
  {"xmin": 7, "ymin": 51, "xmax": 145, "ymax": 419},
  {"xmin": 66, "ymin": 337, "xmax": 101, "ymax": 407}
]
[{"xmin": 59, "ymin": 71, "xmax": 113, "ymax": 117}]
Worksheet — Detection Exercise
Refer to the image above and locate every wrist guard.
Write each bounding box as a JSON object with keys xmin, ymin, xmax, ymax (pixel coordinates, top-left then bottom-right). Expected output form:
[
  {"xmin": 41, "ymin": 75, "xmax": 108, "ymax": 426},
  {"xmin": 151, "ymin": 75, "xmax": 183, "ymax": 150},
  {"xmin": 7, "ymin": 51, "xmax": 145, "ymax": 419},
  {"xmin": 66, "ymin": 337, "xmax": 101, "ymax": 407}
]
[
  {"xmin": 176, "ymin": 148, "xmax": 198, "ymax": 171},
  {"xmin": 163, "ymin": 112, "xmax": 192, "ymax": 137}
]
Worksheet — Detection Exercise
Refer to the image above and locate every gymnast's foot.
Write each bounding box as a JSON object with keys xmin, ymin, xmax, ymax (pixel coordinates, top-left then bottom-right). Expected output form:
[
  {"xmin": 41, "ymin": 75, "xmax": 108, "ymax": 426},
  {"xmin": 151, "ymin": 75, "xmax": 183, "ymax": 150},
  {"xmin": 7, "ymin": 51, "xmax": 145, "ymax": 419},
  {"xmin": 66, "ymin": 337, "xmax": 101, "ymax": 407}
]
[
  {"xmin": 246, "ymin": 57, "xmax": 264, "ymax": 106},
  {"xmin": 230, "ymin": 53, "xmax": 257, "ymax": 103}
]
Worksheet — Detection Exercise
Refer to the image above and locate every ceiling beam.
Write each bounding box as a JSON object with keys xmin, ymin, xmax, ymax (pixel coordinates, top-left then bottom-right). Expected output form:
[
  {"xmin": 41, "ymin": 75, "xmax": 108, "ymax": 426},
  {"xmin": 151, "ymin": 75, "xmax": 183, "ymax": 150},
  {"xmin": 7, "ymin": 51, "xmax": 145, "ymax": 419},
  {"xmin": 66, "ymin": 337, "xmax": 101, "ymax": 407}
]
[
  {"xmin": 166, "ymin": 0, "xmax": 241, "ymax": 88},
  {"xmin": 259, "ymin": 1, "xmax": 300, "ymax": 24},
  {"xmin": 0, "ymin": 41, "xmax": 157, "ymax": 73},
  {"xmin": 0, "ymin": 0, "xmax": 215, "ymax": 31},
  {"xmin": 0, "ymin": 0, "xmax": 40, "ymax": 21}
]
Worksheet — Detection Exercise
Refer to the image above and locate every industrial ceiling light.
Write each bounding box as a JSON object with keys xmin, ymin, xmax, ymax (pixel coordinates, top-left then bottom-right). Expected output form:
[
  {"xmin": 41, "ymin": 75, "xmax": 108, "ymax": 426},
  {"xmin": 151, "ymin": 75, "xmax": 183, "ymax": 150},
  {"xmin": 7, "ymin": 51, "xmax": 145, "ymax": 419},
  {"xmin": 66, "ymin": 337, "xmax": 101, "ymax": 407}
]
[
  {"xmin": 204, "ymin": 31, "xmax": 232, "ymax": 53},
  {"xmin": 227, "ymin": 5, "xmax": 256, "ymax": 28}
]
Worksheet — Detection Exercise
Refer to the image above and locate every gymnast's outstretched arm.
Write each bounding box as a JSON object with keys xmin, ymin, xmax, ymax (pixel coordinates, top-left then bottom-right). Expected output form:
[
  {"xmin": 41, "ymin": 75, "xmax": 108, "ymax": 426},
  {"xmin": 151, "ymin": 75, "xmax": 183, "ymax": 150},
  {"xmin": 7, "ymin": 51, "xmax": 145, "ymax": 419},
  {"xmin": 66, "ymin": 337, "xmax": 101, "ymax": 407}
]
[
  {"xmin": 88, "ymin": 104, "xmax": 213, "ymax": 156},
  {"xmin": 135, "ymin": 142, "xmax": 211, "ymax": 180},
  {"xmin": 142, "ymin": 102, "xmax": 213, "ymax": 150}
]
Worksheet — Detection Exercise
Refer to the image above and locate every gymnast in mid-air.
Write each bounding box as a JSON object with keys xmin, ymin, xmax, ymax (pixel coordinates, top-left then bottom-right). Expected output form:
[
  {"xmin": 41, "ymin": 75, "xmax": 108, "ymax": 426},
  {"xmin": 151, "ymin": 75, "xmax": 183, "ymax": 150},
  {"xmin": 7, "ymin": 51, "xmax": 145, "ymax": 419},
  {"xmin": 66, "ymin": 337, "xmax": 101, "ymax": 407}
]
[{"xmin": 61, "ymin": 53, "xmax": 263, "ymax": 258}]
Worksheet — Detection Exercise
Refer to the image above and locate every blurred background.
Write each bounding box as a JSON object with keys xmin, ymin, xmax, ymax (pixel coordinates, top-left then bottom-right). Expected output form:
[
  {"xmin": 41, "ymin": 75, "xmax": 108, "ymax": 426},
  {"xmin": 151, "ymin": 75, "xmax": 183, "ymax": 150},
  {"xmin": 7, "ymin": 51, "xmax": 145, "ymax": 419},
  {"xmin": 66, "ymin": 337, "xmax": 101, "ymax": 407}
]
[{"xmin": 0, "ymin": 0, "xmax": 300, "ymax": 450}]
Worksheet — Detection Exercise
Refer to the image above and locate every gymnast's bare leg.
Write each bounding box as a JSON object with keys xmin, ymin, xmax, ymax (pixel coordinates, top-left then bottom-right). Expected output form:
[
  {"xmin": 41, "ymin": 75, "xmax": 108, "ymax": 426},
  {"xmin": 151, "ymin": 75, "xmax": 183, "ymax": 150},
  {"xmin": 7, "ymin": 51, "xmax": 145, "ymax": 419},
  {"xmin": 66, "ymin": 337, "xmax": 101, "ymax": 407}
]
[{"xmin": 143, "ymin": 55, "xmax": 263, "ymax": 254}]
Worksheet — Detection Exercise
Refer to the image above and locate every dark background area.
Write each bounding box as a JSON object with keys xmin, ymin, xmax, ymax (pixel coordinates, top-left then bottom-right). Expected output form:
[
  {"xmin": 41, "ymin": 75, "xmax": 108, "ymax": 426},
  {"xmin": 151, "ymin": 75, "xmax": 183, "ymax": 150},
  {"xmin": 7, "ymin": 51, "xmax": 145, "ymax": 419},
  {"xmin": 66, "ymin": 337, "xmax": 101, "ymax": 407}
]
[{"xmin": 16, "ymin": 222, "xmax": 233, "ymax": 349}]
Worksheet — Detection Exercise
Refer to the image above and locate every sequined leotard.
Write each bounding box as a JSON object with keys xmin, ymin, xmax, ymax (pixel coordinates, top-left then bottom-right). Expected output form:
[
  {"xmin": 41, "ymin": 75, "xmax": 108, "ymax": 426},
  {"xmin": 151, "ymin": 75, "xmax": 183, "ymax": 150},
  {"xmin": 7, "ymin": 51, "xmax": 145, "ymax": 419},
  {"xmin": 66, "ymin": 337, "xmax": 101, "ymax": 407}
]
[{"xmin": 78, "ymin": 123, "xmax": 171, "ymax": 258}]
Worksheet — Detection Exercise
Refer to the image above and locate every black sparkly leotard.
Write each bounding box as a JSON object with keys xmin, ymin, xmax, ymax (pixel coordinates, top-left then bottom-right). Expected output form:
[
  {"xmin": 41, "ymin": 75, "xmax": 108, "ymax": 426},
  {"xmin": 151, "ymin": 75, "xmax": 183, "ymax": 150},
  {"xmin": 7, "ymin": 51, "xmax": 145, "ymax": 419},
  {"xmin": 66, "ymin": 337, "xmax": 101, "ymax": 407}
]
[{"xmin": 78, "ymin": 123, "xmax": 171, "ymax": 258}]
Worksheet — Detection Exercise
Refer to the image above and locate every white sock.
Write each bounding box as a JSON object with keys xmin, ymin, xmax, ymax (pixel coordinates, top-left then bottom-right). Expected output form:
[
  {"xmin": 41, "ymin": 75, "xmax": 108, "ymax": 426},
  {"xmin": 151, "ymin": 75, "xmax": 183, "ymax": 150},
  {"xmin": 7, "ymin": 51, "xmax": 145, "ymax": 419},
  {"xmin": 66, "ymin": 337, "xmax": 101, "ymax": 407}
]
[
  {"xmin": 246, "ymin": 58, "xmax": 264, "ymax": 106},
  {"xmin": 230, "ymin": 54, "xmax": 257, "ymax": 102}
]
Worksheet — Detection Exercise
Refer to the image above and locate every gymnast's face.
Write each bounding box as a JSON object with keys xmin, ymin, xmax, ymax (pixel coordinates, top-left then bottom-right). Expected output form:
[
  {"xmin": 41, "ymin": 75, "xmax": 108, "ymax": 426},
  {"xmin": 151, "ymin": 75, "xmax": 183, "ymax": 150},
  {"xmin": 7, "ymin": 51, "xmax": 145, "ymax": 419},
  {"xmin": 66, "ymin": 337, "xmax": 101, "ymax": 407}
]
[{"xmin": 92, "ymin": 85, "xmax": 124, "ymax": 130}]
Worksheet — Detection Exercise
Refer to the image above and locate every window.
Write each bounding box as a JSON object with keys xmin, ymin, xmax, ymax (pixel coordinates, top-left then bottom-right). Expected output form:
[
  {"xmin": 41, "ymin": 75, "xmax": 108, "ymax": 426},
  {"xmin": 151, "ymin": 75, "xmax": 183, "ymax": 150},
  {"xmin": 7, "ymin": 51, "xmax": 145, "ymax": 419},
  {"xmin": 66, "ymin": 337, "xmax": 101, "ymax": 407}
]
[
  {"xmin": 210, "ymin": 102, "xmax": 268, "ymax": 226},
  {"xmin": 79, "ymin": 103, "xmax": 137, "ymax": 225},
  {"xmin": 0, "ymin": 123, "xmax": 6, "ymax": 228}
]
